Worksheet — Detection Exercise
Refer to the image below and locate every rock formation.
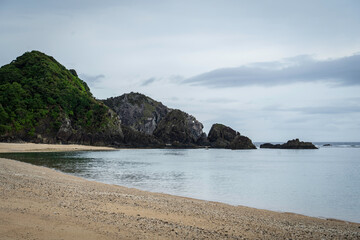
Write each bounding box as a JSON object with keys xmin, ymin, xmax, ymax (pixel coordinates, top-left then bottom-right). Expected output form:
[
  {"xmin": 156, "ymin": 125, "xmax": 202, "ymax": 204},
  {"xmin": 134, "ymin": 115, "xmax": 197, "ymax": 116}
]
[
  {"xmin": 103, "ymin": 93, "xmax": 169, "ymax": 135},
  {"xmin": 153, "ymin": 109, "xmax": 207, "ymax": 147},
  {"xmin": 260, "ymin": 139, "xmax": 318, "ymax": 149},
  {"xmin": 0, "ymin": 51, "xmax": 258, "ymax": 149},
  {"xmin": 208, "ymin": 124, "xmax": 256, "ymax": 149}
]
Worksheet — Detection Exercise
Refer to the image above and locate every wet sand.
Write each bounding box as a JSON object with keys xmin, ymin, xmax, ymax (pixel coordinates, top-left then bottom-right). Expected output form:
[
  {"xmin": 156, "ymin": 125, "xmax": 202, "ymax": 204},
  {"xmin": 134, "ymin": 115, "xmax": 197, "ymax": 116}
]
[{"xmin": 0, "ymin": 144, "xmax": 359, "ymax": 239}]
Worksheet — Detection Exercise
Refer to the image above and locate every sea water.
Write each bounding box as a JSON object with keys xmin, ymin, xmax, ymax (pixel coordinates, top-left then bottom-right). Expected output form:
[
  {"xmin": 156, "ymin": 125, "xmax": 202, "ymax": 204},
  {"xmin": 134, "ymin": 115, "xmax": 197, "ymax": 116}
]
[{"xmin": 1, "ymin": 143, "xmax": 360, "ymax": 223}]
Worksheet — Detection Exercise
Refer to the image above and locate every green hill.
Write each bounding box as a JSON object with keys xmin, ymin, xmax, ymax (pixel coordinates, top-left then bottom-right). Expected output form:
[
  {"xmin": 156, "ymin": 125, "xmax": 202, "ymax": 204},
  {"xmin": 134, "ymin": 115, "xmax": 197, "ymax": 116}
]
[{"xmin": 0, "ymin": 51, "xmax": 123, "ymax": 145}]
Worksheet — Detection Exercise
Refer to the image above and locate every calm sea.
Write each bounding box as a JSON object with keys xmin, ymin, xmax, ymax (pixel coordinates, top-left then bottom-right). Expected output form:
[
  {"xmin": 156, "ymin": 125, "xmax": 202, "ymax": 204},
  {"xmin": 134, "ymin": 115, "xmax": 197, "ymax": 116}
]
[{"xmin": 1, "ymin": 142, "xmax": 360, "ymax": 223}]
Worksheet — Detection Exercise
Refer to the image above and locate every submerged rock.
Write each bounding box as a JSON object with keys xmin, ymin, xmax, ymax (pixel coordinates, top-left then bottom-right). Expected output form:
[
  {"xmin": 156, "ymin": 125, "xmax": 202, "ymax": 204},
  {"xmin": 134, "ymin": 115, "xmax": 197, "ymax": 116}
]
[
  {"xmin": 208, "ymin": 124, "xmax": 256, "ymax": 149},
  {"xmin": 260, "ymin": 139, "xmax": 318, "ymax": 149}
]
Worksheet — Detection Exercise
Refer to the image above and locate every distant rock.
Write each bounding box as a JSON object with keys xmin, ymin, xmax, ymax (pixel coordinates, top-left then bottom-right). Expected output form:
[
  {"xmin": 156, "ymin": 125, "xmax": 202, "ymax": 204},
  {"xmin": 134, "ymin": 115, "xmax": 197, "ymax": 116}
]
[
  {"xmin": 323, "ymin": 144, "xmax": 332, "ymax": 147},
  {"xmin": 153, "ymin": 109, "xmax": 207, "ymax": 147},
  {"xmin": 103, "ymin": 92, "xmax": 169, "ymax": 135},
  {"xmin": 208, "ymin": 124, "xmax": 256, "ymax": 149},
  {"xmin": 260, "ymin": 139, "xmax": 318, "ymax": 149}
]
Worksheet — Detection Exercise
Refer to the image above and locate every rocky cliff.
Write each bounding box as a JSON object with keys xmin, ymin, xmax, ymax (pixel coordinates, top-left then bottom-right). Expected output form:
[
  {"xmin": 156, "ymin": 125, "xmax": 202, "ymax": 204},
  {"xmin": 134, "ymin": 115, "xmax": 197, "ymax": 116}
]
[
  {"xmin": 153, "ymin": 109, "xmax": 207, "ymax": 147},
  {"xmin": 208, "ymin": 124, "xmax": 256, "ymax": 149},
  {"xmin": 260, "ymin": 139, "xmax": 318, "ymax": 149},
  {"xmin": 103, "ymin": 92, "xmax": 169, "ymax": 135},
  {"xmin": 104, "ymin": 93, "xmax": 208, "ymax": 147}
]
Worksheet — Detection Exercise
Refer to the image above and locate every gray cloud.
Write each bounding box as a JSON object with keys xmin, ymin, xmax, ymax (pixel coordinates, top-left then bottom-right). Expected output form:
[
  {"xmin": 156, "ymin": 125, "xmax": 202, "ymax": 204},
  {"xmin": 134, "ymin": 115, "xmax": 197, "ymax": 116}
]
[
  {"xmin": 185, "ymin": 54, "xmax": 360, "ymax": 87},
  {"xmin": 263, "ymin": 105, "xmax": 360, "ymax": 115},
  {"xmin": 141, "ymin": 77, "xmax": 156, "ymax": 86},
  {"xmin": 80, "ymin": 74, "xmax": 105, "ymax": 86}
]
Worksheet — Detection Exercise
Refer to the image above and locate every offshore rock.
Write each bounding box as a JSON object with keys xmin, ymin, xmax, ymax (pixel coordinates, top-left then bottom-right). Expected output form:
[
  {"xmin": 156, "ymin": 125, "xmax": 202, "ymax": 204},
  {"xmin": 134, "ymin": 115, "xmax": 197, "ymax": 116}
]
[
  {"xmin": 260, "ymin": 139, "xmax": 318, "ymax": 149},
  {"xmin": 208, "ymin": 123, "xmax": 256, "ymax": 149}
]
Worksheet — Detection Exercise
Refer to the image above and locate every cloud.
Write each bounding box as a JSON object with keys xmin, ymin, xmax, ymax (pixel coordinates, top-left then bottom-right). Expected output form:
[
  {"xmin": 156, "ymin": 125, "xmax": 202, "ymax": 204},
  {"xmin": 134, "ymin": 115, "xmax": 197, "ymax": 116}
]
[
  {"xmin": 141, "ymin": 77, "xmax": 156, "ymax": 86},
  {"xmin": 79, "ymin": 74, "xmax": 105, "ymax": 86},
  {"xmin": 263, "ymin": 105, "xmax": 360, "ymax": 115},
  {"xmin": 140, "ymin": 75, "xmax": 185, "ymax": 87},
  {"xmin": 185, "ymin": 54, "xmax": 360, "ymax": 87}
]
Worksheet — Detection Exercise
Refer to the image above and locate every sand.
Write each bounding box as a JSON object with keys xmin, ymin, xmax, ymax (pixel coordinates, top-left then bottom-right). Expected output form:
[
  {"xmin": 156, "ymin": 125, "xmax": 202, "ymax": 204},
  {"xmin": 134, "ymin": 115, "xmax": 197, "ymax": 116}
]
[
  {"xmin": 0, "ymin": 142, "xmax": 116, "ymax": 153},
  {"xmin": 0, "ymin": 144, "xmax": 359, "ymax": 239}
]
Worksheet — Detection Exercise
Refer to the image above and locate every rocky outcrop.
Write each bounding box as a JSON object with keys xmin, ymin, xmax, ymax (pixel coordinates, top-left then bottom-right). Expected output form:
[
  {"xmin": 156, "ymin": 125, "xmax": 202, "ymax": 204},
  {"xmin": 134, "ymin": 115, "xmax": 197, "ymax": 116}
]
[
  {"xmin": 260, "ymin": 139, "xmax": 318, "ymax": 149},
  {"xmin": 104, "ymin": 93, "xmax": 209, "ymax": 148},
  {"xmin": 153, "ymin": 109, "xmax": 206, "ymax": 147},
  {"xmin": 229, "ymin": 135, "xmax": 257, "ymax": 150},
  {"xmin": 208, "ymin": 124, "xmax": 256, "ymax": 149},
  {"xmin": 103, "ymin": 92, "xmax": 169, "ymax": 135}
]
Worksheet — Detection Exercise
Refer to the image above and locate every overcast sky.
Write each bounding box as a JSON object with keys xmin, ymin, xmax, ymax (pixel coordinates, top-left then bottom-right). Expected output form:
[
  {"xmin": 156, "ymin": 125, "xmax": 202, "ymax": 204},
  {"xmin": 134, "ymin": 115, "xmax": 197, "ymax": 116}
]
[{"xmin": 1, "ymin": 0, "xmax": 360, "ymax": 141}]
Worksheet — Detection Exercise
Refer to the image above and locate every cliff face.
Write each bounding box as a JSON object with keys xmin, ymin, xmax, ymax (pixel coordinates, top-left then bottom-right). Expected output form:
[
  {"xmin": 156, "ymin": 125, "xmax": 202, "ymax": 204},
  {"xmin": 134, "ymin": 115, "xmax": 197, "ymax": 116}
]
[
  {"xmin": 104, "ymin": 93, "xmax": 208, "ymax": 147},
  {"xmin": 153, "ymin": 109, "xmax": 206, "ymax": 146},
  {"xmin": 0, "ymin": 51, "xmax": 124, "ymax": 146},
  {"xmin": 208, "ymin": 124, "xmax": 256, "ymax": 149},
  {"xmin": 103, "ymin": 93, "xmax": 169, "ymax": 135}
]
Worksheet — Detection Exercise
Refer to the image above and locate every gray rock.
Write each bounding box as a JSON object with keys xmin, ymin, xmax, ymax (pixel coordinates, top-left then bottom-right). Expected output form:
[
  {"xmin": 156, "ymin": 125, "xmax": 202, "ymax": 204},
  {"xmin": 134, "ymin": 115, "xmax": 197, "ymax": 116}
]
[
  {"xmin": 208, "ymin": 123, "xmax": 256, "ymax": 149},
  {"xmin": 153, "ymin": 109, "xmax": 206, "ymax": 146},
  {"xmin": 103, "ymin": 92, "xmax": 169, "ymax": 135}
]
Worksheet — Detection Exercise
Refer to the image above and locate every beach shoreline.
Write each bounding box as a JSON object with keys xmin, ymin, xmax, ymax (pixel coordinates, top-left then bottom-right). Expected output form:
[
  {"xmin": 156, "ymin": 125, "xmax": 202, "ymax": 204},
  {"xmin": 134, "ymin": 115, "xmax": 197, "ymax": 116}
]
[
  {"xmin": 0, "ymin": 142, "xmax": 117, "ymax": 153},
  {"xmin": 0, "ymin": 143, "xmax": 360, "ymax": 239}
]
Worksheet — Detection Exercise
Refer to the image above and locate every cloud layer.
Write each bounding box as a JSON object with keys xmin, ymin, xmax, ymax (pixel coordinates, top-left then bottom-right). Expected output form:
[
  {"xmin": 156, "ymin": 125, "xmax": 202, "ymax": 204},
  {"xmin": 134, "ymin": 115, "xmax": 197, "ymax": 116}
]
[{"xmin": 185, "ymin": 54, "xmax": 360, "ymax": 87}]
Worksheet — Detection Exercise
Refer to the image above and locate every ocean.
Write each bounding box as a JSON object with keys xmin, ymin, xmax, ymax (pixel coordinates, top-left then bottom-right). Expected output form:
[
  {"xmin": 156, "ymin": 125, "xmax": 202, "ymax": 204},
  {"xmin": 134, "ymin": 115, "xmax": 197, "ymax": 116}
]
[{"xmin": 2, "ymin": 142, "xmax": 360, "ymax": 223}]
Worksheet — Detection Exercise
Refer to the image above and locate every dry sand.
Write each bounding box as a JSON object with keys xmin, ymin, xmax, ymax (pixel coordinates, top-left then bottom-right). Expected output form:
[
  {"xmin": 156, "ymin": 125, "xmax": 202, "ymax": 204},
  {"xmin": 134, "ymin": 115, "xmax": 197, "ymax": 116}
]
[
  {"xmin": 0, "ymin": 142, "xmax": 116, "ymax": 153},
  {"xmin": 0, "ymin": 144, "xmax": 359, "ymax": 239}
]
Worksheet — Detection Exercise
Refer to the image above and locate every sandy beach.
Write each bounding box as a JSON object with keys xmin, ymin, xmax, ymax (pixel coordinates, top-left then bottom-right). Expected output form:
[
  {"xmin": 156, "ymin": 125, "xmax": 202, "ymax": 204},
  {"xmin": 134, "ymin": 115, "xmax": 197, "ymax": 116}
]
[
  {"xmin": 0, "ymin": 144, "xmax": 359, "ymax": 239},
  {"xmin": 0, "ymin": 142, "xmax": 116, "ymax": 153}
]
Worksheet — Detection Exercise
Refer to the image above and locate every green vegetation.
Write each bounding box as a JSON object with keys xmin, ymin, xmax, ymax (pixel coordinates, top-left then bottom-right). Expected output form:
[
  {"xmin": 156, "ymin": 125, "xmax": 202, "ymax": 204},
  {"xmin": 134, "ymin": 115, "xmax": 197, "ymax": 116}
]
[{"xmin": 0, "ymin": 51, "xmax": 110, "ymax": 138}]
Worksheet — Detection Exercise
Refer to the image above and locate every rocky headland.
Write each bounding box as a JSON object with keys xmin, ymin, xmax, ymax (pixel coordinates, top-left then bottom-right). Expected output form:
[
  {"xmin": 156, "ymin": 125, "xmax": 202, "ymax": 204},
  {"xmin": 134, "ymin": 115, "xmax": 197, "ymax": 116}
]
[
  {"xmin": 2, "ymin": 51, "xmax": 326, "ymax": 150},
  {"xmin": 260, "ymin": 139, "xmax": 318, "ymax": 149}
]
